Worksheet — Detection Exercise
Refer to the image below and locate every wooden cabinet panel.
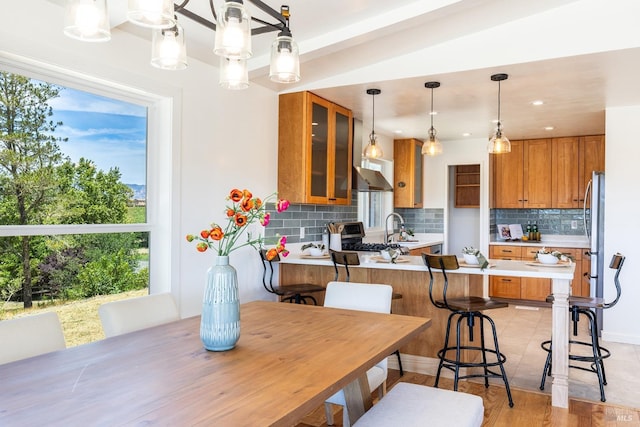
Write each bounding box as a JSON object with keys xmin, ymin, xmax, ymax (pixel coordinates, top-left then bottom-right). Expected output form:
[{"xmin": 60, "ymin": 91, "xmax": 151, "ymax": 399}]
[
  {"xmin": 493, "ymin": 139, "xmax": 552, "ymax": 208},
  {"xmin": 278, "ymin": 91, "xmax": 353, "ymax": 205},
  {"xmin": 523, "ymin": 139, "xmax": 552, "ymax": 207},
  {"xmin": 490, "ymin": 245, "xmax": 522, "ymax": 259},
  {"xmin": 552, "ymin": 135, "xmax": 605, "ymax": 208},
  {"xmin": 490, "ymin": 276, "xmax": 521, "ymax": 299},
  {"xmin": 579, "ymin": 135, "xmax": 605, "ymax": 203},
  {"xmin": 394, "ymin": 138, "xmax": 424, "ymax": 208},
  {"xmin": 493, "ymin": 140, "xmax": 523, "ymax": 208}
]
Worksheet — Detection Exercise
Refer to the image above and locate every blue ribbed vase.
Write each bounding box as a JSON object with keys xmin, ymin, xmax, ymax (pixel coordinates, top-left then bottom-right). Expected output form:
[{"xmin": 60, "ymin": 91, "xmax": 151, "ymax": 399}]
[{"xmin": 200, "ymin": 256, "xmax": 240, "ymax": 351}]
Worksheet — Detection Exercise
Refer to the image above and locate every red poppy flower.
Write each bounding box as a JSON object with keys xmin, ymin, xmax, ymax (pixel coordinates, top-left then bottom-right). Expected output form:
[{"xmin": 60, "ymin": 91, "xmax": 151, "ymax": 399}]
[
  {"xmin": 234, "ymin": 213, "xmax": 248, "ymax": 227},
  {"xmin": 200, "ymin": 229, "xmax": 210, "ymax": 239},
  {"xmin": 196, "ymin": 242, "xmax": 208, "ymax": 252},
  {"xmin": 229, "ymin": 189, "xmax": 243, "ymax": 202},
  {"xmin": 226, "ymin": 208, "xmax": 235, "ymax": 217}
]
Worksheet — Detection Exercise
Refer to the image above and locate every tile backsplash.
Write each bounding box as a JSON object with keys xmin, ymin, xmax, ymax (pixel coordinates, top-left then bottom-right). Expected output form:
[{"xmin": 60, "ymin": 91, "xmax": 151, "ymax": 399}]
[
  {"xmin": 491, "ymin": 208, "xmax": 586, "ymax": 236},
  {"xmin": 266, "ymin": 202, "xmax": 585, "ymax": 246}
]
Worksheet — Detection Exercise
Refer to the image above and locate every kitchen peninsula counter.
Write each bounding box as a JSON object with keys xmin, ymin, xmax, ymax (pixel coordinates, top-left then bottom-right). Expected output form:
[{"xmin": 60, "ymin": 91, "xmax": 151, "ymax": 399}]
[{"xmin": 279, "ymin": 254, "xmax": 575, "ymax": 408}]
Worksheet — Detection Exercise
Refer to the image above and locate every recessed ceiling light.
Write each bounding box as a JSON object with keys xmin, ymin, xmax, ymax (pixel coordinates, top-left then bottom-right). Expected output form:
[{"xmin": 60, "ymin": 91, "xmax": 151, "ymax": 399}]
[
  {"xmin": 544, "ymin": 126, "xmax": 554, "ymax": 131},
  {"xmin": 462, "ymin": 132, "xmax": 472, "ymax": 137},
  {"xmin": 532, "ymin": 100, "xmax": 544, "ymax": 106},
  {"xmin": 394, "ymin": 130, "xmax": 403, "ymax": 134},
  {"xmin": 429, "ymin": 111, "xmax": 438, "ymax": 116}
]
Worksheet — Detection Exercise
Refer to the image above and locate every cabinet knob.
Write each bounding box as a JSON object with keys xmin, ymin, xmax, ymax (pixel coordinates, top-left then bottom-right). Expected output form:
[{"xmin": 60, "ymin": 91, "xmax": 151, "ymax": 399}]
[{"xmin": 397, "ymin": 181, "xmax": 406, "ymax": 188}]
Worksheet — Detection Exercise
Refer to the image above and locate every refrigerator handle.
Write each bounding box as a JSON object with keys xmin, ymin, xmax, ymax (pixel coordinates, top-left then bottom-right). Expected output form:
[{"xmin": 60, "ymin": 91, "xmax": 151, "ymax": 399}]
[{"xmin": 583, "ymin": 179, "xmax": 592, "ymax": 240}]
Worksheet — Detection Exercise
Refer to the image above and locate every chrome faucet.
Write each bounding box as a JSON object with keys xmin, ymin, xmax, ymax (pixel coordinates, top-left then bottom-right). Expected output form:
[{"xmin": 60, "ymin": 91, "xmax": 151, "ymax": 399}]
[{"xmin": 384, "ymin": 212, "xmax": 405, "ymax": 243}]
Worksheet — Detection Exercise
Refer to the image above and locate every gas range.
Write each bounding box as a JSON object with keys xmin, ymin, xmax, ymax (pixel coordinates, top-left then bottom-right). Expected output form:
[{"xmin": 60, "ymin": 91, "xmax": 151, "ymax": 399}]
[
  {"xmin": 331, "ymin": 221, "xmax": 407, "ymax": 253},
  {"xmin": 341, "ymin": 242, "xmax": 404, "ymax": 252}
]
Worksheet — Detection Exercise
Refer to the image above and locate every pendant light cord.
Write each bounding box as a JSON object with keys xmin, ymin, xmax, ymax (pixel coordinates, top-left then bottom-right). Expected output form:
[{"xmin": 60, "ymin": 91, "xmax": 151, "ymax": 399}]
[
  {"xmin": 372, "ymin": 92, "xmax": 376, "ymax": 135},
  {"xmin": 497, "ymin": 79, "xmax": 502, "ymax": 124},
  {"xmin": 430, "ymin": 87, "xmax": 434, "ymax": 129}
]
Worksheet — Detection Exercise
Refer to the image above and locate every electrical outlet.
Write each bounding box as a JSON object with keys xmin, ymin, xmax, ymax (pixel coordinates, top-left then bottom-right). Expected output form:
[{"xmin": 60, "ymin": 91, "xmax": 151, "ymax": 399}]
[
  {"xmin": 299, "ymin": 227, "xmax": 305, "ymax": 239},
  {"xmin": 571, "ymin": 220, "xmax": 578, "ymax": 229}
]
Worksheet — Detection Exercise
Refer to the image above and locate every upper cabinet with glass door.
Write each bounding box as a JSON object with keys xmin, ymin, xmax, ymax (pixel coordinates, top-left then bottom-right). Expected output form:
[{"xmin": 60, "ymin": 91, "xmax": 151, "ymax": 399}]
[{"xmin": 278, "ymin": 91, "xmax": 353, "ymax": 205}]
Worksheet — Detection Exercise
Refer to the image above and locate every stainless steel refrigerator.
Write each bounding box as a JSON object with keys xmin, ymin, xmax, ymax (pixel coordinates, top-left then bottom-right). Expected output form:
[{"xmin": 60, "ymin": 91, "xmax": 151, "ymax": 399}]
[{"xmin": 583, "ymin": 171, "xmax": 605, "ymax": 333}]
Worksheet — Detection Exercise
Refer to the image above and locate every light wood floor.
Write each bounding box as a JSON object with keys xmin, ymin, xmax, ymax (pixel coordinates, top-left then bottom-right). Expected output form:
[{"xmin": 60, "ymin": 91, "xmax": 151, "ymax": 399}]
[{"xmin": 296, "ymin": 370, "xmax": 640, "ymax": 427}]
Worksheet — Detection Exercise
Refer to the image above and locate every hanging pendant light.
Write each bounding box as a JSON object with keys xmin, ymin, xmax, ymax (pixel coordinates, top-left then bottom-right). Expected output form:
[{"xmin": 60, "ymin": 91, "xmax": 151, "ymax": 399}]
[
  {"xmin": 363, "ymin": 89, "xmax": 383, "ymax": 159},
  {"xmin": 214, "ymin": 0, "xmax": 252, "ymax": 60},
  {"xmin": 127, "ymin": 0, "xmax": 175, "ymax": 29},
  {"xmin": 219, "ymin": 56, "xmax": 249, "ymax": 90},
  {"xmin": 63, "ymin": 0, "xmax": 111, "ymax": 42},
  {"xmin": 422, "ymin": 81, "xmax": 443, "ymax": 156},
  {"xmin": 151, "ymin": 18, "xmax": 187, "ymax": 70},
  {"xmin": 488, "ymin": 73, "xmax": 511, "ymax": 154}
]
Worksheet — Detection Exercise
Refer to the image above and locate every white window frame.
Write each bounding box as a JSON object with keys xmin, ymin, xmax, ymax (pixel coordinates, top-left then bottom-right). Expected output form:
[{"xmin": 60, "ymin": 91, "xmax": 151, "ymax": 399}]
[{"xmin": 0, "ymin": 53, "xmax": 177, "ymax": 296}]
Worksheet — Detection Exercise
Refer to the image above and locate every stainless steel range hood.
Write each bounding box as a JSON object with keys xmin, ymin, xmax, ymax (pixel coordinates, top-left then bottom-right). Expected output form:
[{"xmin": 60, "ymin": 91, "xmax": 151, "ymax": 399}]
[{"xmin": 352, "ymin": 166, "xmax": 393, "ymax": 192}]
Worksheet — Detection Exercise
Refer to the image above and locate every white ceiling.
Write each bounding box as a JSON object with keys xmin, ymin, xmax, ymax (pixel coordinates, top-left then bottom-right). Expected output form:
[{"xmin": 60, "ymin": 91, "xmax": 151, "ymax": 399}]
[{"xmin": 77, "ymin": 0, "xmax": 640, "ymax": 142}]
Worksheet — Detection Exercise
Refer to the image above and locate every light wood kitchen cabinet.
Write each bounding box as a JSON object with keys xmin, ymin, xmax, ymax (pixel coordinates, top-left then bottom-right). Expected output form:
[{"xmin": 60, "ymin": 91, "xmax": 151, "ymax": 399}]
[
  {"xmin": 394, "ymin": 138, "xmax": 423, "ymax": 208},
  {"xmin": 489, "ymin": 245, "xmax": 522, "ymax": 299},
  {"xmin": 493, "ymin": 139, "xmax": 552, "ymax": 208},
  {"xmin": 552, "ymin": 135, "xmax": 605, "ymax": 208},
  {"xmin": 278, "ymin": 91, "xmax": 353, "ymax": 205},
  {"xmin": 455, "ymin": 164, "xmax": 480, "ymax": 208}
]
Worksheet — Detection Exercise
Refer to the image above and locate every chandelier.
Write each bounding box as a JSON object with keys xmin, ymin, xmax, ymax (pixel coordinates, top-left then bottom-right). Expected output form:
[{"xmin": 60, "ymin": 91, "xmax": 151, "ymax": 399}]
[{"xmin": 63, "ymin": 0, "xmax": 300, "ymax": 88}]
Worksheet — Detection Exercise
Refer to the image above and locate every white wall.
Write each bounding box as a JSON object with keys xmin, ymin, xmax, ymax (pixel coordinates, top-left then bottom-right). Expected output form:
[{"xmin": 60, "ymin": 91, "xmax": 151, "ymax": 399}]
[{"xmin": 601, "ymin": 106, "xmax": 640, "ymax": 344}]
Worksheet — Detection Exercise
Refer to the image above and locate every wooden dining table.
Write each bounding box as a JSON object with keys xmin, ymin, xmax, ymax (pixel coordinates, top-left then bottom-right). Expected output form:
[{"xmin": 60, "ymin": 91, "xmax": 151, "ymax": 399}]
[{"xmin": 0, "ymin": 300, "xmax": 431, "ymax": 426}]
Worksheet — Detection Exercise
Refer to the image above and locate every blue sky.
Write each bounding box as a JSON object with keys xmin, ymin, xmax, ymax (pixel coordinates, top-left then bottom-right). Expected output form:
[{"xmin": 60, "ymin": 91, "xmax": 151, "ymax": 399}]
[{"xmin": 48, "ymin": 87, "xmax": 147, "ymax": 185}]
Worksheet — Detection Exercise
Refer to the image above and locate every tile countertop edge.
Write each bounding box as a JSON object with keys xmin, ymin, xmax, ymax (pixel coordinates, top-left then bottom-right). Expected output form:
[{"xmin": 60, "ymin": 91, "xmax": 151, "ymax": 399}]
[
  {"xmin": 280, "ymin": 254, "xmax": 575, "ymax": 280},
  {"xmin": 490, "ymin": 234, "xmax": 589, "ymax": 249}
]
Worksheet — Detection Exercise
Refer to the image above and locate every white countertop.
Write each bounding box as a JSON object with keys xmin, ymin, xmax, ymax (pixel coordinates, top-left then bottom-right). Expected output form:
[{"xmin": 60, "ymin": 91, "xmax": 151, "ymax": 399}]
[
  {"xmin": 282, "ymin": 252, "xmax": 575, "ymax": 280},
  {"xmin": 490, "ymin": 234, "xmax": 589, "ymax": 249}
]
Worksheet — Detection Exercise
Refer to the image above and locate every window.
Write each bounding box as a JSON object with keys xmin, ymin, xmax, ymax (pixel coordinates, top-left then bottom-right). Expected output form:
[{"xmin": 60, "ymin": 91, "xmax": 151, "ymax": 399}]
[
  {"xmin": 358, "ymin": 158, "xmax": 393, "ymax": 231},
  {"xmin": 0, "ymin": 55, "xmax": 174, "ymax": 319}
]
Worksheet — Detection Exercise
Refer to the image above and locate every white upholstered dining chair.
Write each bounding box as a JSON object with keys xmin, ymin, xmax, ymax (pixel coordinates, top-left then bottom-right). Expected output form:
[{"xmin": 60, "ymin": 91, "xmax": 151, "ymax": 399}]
[
  {"xmin": 323, "ymin": 281, "xmax": 393, "ymax": 427},
  {"xmin": 0, "ymin": 311, "xmax": 66, "ymax": 365},
  {"xmin": 99, "ymin": 292, "xmax": 179, "ymax": 338}
]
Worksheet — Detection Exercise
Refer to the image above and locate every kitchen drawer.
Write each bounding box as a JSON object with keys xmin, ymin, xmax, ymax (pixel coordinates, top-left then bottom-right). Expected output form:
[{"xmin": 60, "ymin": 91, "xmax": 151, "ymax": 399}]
[
  {"xmin": 490, "ymin": 276, "xmax": 521, "ymax": 299},
  {"xmin": 490, "ymin": 245, "xmax": 522, "ymax": 259}
]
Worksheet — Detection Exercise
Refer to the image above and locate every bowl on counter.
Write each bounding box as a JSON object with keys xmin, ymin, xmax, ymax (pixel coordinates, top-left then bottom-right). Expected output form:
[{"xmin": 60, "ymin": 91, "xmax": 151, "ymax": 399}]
[
  {"xmin": 537, "ymin": 253, "xmax": 559, "ymax": 264},
  {"xmin": 462, "ymin": 254, "xmax": 479, "ymax": 265},
  {"xmin": 308, "ymin": 247, "xmax": 324, "ymax": 257}
]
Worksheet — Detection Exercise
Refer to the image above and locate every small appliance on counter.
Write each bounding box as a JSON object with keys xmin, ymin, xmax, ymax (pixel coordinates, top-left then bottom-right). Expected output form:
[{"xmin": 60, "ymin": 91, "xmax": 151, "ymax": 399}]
[{"xmin": 330, "ymin": 221, "xmax": 407, "ymax": 253}]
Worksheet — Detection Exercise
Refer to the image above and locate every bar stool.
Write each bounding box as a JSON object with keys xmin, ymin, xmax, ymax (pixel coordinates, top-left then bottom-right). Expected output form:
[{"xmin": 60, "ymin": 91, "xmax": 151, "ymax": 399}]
[
  {"xmin": 540, "ymin": 252, "xmax": 625, "ymax": 402},
  {"xmin": 423, "ymin": 253, "xmax": 513, "ymax": 407},
  {"xmin": 260, "ymin": 249, "xmax": 325, "ymax": 304},
  {"xmin": 331, "ymin": 250, "xmax": 404, "ymax": 376}
]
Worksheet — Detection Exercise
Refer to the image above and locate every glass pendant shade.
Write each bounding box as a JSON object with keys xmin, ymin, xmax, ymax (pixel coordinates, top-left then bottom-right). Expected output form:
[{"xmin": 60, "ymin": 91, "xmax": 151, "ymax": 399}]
[
  {"xmin": 488, "ymin": 124, "xmax": 511, "ymax": 154},
  {"xmin": 363, "ymin": 132, "xmax": 383, "ymax": 159},
  {"xmin": 214, "ymin": 0, "xmax": 252, "ymax": 59},
  {"xmin": 219, "ymin": 57, "xmax": 249, "ymax": 90},
  {"xmin": 151, "ymin": 23, "xmax": 187, "ymax": 70},
  {"xmin": 488, "ymin": 73, "xmax": 511, "ymax": 153},
  {"xmin": 422, "ymin": 127, "xmax": 443, "ymax": 156},
  {"xmin": 127, "ymin": 0, "xmax": 175, "ymax": 29},
  {"xmin": 269, "ymin": 33, "xmax": 300, "ymax": 83},
  {"xmin": 64, "ymin": 0, "xmax": 111, "ymax": 42}
]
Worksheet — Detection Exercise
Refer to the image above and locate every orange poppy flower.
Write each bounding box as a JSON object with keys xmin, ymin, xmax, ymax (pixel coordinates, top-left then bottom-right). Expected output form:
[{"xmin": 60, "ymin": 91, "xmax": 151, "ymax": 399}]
[
  {"xmin": 200, "ymin": 229, "xmax": 210, "ymax": 239},
  {"xmin": 234, "ymin": 213, "xmax": 248, "ymax": 227},
  {"xmin": 240, "ymin": 198, "xmax": 253, "ymax": 212},
  {"xmin": 226, "ymin": 208, "xmax": 235, "ymax": 217},
  {"xmin": 210, "ymin": 226, "xmax": 224, "ymax": 240},
  {"xmin": 196, "ymin": 242, "xmax": 208, "ymax": 252},
  {"xmin": 265, "ymin": 248, "xmax": 279, "ymax": 261},
  {"xmin": 229, "ymin": 189, "xmax": 243, "ymax": 202},
  {"xmin": 253, "ymin": 198, "xmax": 262, "ymax": 209},
  {"xmin": 243, "ymin": 189, "xmax": 252, "ymax": 199}
]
